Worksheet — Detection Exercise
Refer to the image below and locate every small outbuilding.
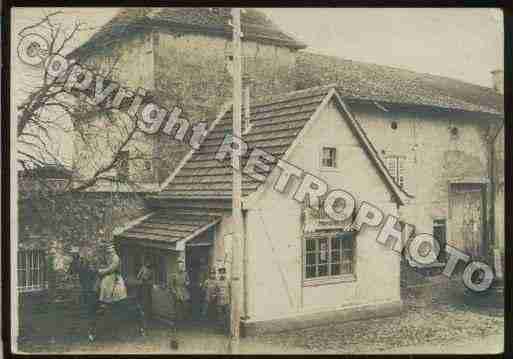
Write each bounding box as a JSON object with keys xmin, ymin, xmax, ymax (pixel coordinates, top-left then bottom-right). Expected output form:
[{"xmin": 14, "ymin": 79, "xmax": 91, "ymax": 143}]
[{"xmin": 115, "ymin": 84, "xmax": 409, "ymax": 333}]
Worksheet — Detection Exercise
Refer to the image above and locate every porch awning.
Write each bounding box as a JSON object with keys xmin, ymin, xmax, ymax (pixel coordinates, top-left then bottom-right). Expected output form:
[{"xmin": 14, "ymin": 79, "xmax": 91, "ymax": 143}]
[{"xmin": 114, "ymin": 210, "xmax": 221, "ymax": 250}]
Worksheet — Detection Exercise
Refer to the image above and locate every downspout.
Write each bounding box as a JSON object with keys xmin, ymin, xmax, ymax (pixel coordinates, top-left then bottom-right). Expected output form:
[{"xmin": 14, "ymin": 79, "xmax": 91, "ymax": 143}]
[{"xmin": 486, "ymin": 121, "xmax": 502, "ymax": 265}]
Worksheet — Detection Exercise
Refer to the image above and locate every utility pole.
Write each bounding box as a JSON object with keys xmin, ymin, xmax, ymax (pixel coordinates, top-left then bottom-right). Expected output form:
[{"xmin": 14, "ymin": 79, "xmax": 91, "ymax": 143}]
[{"xmin": 230, "ymin": 7, "xmax": 244, "ymax": 346}]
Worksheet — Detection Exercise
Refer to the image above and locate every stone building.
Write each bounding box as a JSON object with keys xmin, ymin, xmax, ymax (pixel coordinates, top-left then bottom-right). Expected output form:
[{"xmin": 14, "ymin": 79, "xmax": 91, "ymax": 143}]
[
  {"xmin": 17, "ymin": 7, "xmax": 504, "ymax": 335},
  {"xmin": 68, "ymin": 7, "xmax": 306, "ymax": 184}
]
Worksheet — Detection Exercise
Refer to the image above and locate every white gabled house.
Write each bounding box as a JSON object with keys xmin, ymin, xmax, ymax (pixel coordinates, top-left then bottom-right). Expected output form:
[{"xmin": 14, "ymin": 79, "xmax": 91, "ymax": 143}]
[{"xmin": 114, "ymin": 84, "xmax": 410, "ymax": 333}]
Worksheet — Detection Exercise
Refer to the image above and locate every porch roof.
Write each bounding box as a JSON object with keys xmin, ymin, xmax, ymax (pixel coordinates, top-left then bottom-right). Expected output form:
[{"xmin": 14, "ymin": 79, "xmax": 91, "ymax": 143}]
[{"xmin": 114, "ymin": 210, "xmax": 221, "ymax": 249}]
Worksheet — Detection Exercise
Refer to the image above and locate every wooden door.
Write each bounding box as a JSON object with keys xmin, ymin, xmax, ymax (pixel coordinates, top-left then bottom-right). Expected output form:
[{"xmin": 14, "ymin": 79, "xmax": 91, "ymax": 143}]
[{"xmin": 449, "ymin": 183, "xmax": 484, "ymax": 258}]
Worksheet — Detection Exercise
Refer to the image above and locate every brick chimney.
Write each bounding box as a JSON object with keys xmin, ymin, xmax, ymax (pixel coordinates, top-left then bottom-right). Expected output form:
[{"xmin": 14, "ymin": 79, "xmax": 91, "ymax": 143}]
[{"xmin": 491, "ymin": 69, "xmax": 504, "ymax": 94}]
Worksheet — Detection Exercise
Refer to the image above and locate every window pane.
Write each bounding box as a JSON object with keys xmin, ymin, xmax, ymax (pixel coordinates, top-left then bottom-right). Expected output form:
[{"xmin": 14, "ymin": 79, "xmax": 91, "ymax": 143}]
[
  {"xmin": 342, "ymin": 236, "xmax": 353, "ymax": 250},
  {"xmin": 18, "ymin": 269, "xmax": 25, "ymax": 288},
  {"xmin": 305, "ymin": 239, "xmax": 316, "ymax": 252},
  {"xmin": 318, "ymin": 264, "xmax": 328, "ymax": 277},
  {"xmin": 306, "ymin": 253, "xmax": 316, "ymax": 266},
  {"xmin": 319, "ymin": 238, "xmax": 328, "ymax": 263},
  {"xmin": 322, "ymin": 147, "xmax": 336, "ymax": 167},
  {"xmin": 331, "ymin": 237, "xmax": 341, "ymax": 250},
  {"xmin": 331, "ymin": 250, "xmax": 340, "ymax": 263},
  {"xmin": 305, "ymin": 266, "xmax": 316, "ymax": 279},
  {"xmin": 331, "ymin": 263, "xmax": 341, "ymax": 275},
  {"xmin": 341, "ymin": 261, "xmax": 352, "ymax": 274}
]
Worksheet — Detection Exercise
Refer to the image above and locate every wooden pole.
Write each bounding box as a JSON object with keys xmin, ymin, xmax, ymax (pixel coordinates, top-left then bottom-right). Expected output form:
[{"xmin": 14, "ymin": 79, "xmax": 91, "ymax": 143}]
[{"xmin": 230, "ymin": 7, "xmax": 243, "ymax": 345}]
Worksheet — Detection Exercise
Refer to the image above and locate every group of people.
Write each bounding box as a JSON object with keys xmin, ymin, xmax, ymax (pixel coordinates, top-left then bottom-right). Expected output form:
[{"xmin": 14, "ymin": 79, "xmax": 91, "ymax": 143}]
[
  {"xmin": 197, "ymin": 266, "xmax": 231, "ymax": 330},
  {"xmin": 69, "ymin": 244, "xmax": 232, "ymax": 342},
  {"xmin": 168, "ymin": 261, "xmax": 231, "ymax": 332}
]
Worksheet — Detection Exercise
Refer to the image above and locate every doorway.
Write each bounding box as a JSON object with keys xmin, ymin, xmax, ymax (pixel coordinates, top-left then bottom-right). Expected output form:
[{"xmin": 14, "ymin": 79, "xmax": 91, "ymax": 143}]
[
  {"xmin": 186, "ymin": 244, "xmax": 212, "ymax": 321},
  {"xmin": 449, "ymin": 183, "xmax": 487, "ymax": 259}
]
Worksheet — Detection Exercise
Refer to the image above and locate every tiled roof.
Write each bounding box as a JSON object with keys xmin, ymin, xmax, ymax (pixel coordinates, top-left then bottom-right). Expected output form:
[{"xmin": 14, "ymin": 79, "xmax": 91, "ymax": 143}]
[
  {"xmin": 160, "ymin": 85, "xmax": 332, "ymax": 199},
  {"xmin": 115, "ymin": 210, "xmax": 221, "ymax": 245},
  {"xmin": 296, "ymin": 52, "xmax": 504, "ymax": 116},
  {"xmin": 68, "ymin": 8, "xmax": 306, "ymax": 59}
]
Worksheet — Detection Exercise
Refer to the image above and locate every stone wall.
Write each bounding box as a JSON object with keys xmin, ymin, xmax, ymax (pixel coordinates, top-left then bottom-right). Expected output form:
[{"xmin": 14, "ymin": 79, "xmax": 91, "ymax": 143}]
[
  {"xmin": 152, "ymin": 31, "xmax": 298, "ymax": 182},
  {"xmin": 350, "ymin": 102, "xmax": 495, "ymax": 255},
  {"xmin": 72, "ymin": 31, "xmax": 157, "ymax": 185},
  {"xmin": 493, "ymin": 126, "xmax": 504, "ymax": 272},
  {"xmin": 18, "ymin": 192, "xmax": 150, "ymax": 293}
]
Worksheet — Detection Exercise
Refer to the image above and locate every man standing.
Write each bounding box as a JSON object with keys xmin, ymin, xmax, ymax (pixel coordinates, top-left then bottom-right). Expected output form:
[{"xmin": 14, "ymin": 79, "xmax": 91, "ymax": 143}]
[
  {"xmin": 137, "ymin": 257, "xmax": 153, "ymax": 323},
  {"xmin": 170, "ymin": 260, "xmax": 190, "ymax": 322},
  {"xmin": 200, "ymin": 268, "xmax": 217, "ymax": 320},
  {"xmin": 216, "ymin": 267, "xmax": 230, "ymax": 334},
  {"xmin": 68, "ymin": 247, "xmax": 98, "ymax": 341}
]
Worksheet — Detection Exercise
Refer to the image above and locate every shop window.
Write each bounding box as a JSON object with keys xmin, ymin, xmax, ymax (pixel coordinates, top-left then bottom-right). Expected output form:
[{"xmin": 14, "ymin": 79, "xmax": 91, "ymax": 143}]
[
  {"xmin": 304, "ymin": 232, "xmax": 355, "ymax": 282},
  {"xmin": 17, "ymin": 250, "xmax": 47, "ymax": 292}
]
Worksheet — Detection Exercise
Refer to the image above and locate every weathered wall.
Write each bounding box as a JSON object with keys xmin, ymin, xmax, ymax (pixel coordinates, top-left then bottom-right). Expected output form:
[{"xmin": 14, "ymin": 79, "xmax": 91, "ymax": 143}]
[
  {"xmin": 350, "ymin": 102, "xmax": 493, "ymax": 245},
  {"xmin": 73, "ymin": 31, "xmax": 157, "ymax": 185},
  {"xmin": 73, "ymin": 113, "xmax": 157, "ymax": 185},
  {"xmin": 153, "ymin": 31, "xmax": 297, "ymax": 182},
  {"xmin": 19, "ymin": 192, "xmax": 150, "ymax": 290},
  {"xmin": 244, "ymin": 100, "xmax": 401, "ymax": 322},
  {"xmin": 493, "ymin": 126, "xmax": 504, "ymax": 262}
]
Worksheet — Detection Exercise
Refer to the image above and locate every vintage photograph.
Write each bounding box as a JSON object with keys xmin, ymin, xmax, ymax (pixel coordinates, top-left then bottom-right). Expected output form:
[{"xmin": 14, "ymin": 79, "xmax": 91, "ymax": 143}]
[{"xmin": 10, "ymin": 7, "xmax": 504, "ymax": 354}]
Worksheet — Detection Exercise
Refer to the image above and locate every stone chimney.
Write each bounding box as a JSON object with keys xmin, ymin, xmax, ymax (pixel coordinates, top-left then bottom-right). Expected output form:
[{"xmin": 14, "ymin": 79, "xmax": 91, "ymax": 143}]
[
  {"xmin": 491, "ymin": 69, "xmax": 504, "ymax": 94},
  {"xmin": 243, "ymin": 74, "xmax": 252, "ymax": 134}
]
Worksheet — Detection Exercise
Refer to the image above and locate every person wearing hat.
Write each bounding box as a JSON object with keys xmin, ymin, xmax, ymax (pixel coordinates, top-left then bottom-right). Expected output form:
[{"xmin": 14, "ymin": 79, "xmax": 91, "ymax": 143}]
[
  {"xmin": 137, "ymin": 256, "xmax": 154, "ymax": 322},
  {"xmin": 200, "ymin": 268, "xmax": 217, "ymax": 320},
  {"xmin": 216, "ymin": 267, "xmax": 230, "ymax": 333},
  {"xmin": 170, "ymin": 260, "xmax": 190, "ymax": 321},
  {"xmin": 97, "ymin": 243, "xmax": 127, "ymax": 304},
  {"xmin": 68, "ymin": 246, "xmax": 98, "ymax": 340}
]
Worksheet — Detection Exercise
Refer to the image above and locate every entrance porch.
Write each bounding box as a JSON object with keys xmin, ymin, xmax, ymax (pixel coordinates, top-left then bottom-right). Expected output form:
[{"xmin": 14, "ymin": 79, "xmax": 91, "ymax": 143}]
[{"xmin": 114, "ymin": 210, "xmax": 222, "ymax": 323}]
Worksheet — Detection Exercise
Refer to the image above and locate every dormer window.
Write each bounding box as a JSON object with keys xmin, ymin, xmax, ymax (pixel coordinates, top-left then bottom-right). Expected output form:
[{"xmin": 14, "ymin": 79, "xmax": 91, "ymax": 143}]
[{"xmin": 321, "ymin": 147, "xmax": 337, "ymax": 168}]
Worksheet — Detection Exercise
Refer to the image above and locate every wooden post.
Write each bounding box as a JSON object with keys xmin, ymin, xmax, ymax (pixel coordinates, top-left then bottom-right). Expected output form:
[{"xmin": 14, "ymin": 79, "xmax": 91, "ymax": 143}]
[{"xmin": 230, "ymin": 7, "xmax": 244, "ymax": 346}]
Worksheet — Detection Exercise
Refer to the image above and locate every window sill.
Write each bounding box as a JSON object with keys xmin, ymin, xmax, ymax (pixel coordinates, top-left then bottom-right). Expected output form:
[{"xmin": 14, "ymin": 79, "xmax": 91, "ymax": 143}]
[
  {"xmin": 319, "ymin": 166, "xmax": 339, "ymax": 173},
  {"xmin": 18, "ymin": 287, "xmax": 48, "ymax": 294},
  {"xmin": 303, "ymin": 274, "xmax": 356, "ymax": 287}
]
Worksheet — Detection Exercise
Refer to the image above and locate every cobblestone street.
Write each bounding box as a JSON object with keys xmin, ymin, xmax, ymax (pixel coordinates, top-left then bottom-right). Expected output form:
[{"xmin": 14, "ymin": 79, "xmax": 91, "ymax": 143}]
[
  {"xmin": 18, "ymin": 296, "xmax": 503, "ymax": 354},
  {"xmin": 255, "ymin": 302, "xmax": 503, "ymax": 354}
]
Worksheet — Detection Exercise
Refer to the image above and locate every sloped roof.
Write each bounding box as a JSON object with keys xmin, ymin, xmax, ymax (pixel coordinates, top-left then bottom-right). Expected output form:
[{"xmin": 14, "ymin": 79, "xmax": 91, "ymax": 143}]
[
  {"xmin": 159, "ymin": 85, "xmax": 410, "ymax": 204},
  {"xmin": 115, "ymin": 210, "xmax": 221, "ymax": 246},
  {"xmin": 296, "ymin": 52, "xmax": 504, "ymax": 116},
  {"xmin": 68, "ymin": 7, "xmax": 306, "ymax": 59}
]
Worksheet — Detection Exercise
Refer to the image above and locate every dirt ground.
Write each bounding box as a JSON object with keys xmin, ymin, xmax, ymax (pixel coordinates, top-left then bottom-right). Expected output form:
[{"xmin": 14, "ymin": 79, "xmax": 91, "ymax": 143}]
[{"xmin": 17, "ymin": 277, "xmax": 504, "ymax": 355}]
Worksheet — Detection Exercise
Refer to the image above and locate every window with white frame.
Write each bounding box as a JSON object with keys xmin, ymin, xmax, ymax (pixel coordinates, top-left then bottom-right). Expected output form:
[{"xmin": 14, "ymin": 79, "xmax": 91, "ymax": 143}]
[
  {"xmin": 304, "ymin": 232, "xmax": 355, "ymax": 281},
  {"xmin": 386, "ymin": 155, "xmax": 406, "ymax": 188},
  {"xmin": 321, "ymin": 147, "xmax": 337, "ymax": 168},
  {"xmin": 17, "ymin": 250, "xmax": 47, "ymax": 292}
]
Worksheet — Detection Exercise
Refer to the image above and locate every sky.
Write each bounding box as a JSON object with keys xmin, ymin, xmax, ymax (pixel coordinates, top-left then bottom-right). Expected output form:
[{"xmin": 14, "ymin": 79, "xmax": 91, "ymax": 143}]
[
  {"xmin": 12, "ymin": 7, "xmax": 504, "ymax": 88},
  {"xmin": 11, "ymin": 7, "xmax": 504, "ymax": 168}
]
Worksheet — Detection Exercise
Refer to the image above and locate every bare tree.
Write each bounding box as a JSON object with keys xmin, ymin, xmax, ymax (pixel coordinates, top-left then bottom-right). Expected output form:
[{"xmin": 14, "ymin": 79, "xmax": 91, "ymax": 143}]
[{"xmin": 16, "ymin": 11, "xmax": 151, "ymax": 193}]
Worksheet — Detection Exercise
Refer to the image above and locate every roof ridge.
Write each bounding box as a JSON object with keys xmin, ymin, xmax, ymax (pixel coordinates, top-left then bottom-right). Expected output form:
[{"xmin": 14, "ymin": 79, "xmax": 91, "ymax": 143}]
[
  {"xmin": 298, "ymin": 50, "xmax": 499, "ymax": 93},
  {"xmin": 251, "ymin": 84, "xmax": 337, "ymax": 107}
]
